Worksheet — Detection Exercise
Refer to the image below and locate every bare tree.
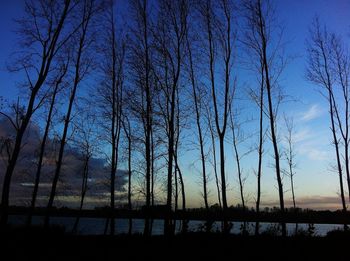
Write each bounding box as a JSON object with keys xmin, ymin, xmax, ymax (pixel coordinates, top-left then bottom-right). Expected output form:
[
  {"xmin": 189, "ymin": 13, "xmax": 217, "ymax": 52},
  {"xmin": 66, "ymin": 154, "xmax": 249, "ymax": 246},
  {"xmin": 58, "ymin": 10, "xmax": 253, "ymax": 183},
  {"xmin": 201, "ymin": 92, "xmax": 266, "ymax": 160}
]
[
  {"xmin": 128, "ymin": 0, "xmax": 154, "ymax": 236},
  {"xmin": 27, "ymin": 58, "xmax": 69, "ymax": 226},
  {"xmin": 229, "ymin": 106, "xmax": 246, "ymax": 211},
  {"xmin": 71, "ymin": 103, "xmax": 99, "ymax": 233},
  {"xmin": 283, "ymin": 115, "xmax": 297, "ymax": 209},
  {"xmin": 206, "ymin": 105, "xmax": 222, "ymax": 208},
  {"xmin": 122, "ymin": 113, "xmax": 133, "ymax": 235},
  {"xmin": 283, "ymin": 115, "xmax": 298, "ymax": 234},
  {"xmin": 243, "ymin": 0, "xmax": 286, "ymax": 236},
  {"xmin": 174, "ymin": 88, "xmax": 186, "ymax": 212},
  {"xmin": 185, "ymin": 27, "xmax": 209, "ymax": 211},
  {"xmin": 199, "ymin": 0, "xmax": 235, "ymax": 232},
  {"xmin": 330, "ymin": 35, "xmax": 350, "ymax": 204},
  {"xmin": 306, "ymin": 18, "xmax": 347, "ymax": 212},
  {"xmin": 96, "ymin": 0, "xmax": 126, "ymax": 236},
  {"xmin": 0, "ymin": 0, "xmax": 74, "ymax": 226},
  {"xmin": 45, "ymin": 0, "xmax": 97, "ymax": 227},
  {"xmin": 249, "ymin": 67, "xmax": 265, "ymax": 235},
  {"xmin": 242, "ymin": 0, "xmax": 268, "ymax": 235},
  {"xmin": 152, "ymin": 0, "xmax": 189, "ymax": 236}
]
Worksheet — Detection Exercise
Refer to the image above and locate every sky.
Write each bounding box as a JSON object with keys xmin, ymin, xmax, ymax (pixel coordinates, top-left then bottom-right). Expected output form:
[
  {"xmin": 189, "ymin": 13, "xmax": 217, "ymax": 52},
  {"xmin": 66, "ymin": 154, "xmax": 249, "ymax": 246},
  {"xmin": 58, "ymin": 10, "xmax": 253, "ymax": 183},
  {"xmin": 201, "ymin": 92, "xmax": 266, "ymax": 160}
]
[{"xmin": 0, "ymin": 0, "xmax": 350, "ymax": 211}]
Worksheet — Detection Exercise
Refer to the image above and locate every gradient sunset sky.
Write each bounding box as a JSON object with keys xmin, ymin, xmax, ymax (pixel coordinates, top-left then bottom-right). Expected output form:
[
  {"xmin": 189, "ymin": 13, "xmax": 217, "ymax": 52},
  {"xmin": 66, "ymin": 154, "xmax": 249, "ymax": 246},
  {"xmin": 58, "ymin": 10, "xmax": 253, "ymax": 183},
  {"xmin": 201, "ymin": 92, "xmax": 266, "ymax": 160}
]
[{"xmin": 0, "ymin": 0, "xmax": 350, "ymax": 210}]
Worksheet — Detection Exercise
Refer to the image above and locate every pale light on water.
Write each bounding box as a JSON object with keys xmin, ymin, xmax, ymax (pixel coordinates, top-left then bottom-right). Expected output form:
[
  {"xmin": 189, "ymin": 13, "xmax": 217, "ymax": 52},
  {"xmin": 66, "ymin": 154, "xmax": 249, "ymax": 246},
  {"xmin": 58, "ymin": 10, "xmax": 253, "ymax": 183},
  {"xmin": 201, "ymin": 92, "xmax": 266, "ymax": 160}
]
[{"xmin": 8, "ymin": 215, "xmax": 344, "ymax": 236}]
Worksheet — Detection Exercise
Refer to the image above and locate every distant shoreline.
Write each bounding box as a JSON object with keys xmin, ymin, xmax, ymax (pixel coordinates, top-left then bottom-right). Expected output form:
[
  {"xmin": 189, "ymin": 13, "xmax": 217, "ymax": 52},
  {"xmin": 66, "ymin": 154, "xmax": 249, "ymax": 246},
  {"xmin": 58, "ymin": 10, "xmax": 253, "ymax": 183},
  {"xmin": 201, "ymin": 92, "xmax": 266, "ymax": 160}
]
[{"xmin": 3, "ymin": 206, "xmax": 350, "ymax": 225}]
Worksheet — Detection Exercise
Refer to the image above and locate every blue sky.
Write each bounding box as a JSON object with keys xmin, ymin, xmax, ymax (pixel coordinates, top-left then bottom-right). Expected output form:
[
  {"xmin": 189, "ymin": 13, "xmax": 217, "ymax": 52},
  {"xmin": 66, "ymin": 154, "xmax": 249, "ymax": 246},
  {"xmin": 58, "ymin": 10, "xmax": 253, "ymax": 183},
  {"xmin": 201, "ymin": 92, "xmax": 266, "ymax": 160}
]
[{"xmin": 0, "ymin": 1, "xmax": 350, "ymax": 210}]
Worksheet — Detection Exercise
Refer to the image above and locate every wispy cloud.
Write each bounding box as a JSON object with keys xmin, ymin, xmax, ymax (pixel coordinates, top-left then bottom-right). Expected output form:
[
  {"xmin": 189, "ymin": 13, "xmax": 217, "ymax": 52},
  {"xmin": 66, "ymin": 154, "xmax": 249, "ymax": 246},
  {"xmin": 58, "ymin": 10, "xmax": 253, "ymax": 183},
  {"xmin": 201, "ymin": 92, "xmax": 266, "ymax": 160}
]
[
  {"xmin": 289, "ymin": 126, "xmax": 330, "ymax": 161},
  {"xmin": 293, "ymin": 128, "xmax": 312, "ymax": 143},
  {"xmin": 297, "ymin": 143, "xmax": 330, "ymax": 161},
  {"xmin": 263, "ymin": 195, "xmax": 344, "ymax": 210},
  {"xmin": 300, "ymin": 104, "xmax": 324, "ymax": 122}
]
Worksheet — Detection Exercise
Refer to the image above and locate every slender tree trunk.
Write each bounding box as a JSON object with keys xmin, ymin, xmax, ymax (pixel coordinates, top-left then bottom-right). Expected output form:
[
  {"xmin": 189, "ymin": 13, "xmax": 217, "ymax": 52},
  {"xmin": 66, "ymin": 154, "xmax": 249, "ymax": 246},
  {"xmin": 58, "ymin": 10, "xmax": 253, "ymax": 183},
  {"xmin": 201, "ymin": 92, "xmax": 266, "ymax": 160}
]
[
  {"xmin": 286, "ymin": 133, "xmax": 298, "ymax": 233},
  {"xmin": 345, "ymin": 142, "xmax": 350, "ymax": 203},
  {"xmin": 255, "ymin": 71, "xmax": 264, "ymax": 236},
  {"xmin": 149, "ymin": 124, "xmax": 155, "ymax": 235},
  {"xmin": 45, "ymin": 89, "xmax": 75, "ymax": 227},
  {"xmin": 229, "ymin": 108, "xmax": 247, "ymax": 233},
  {"xmin": 109, "ymin": 4, "xmax": 117, "ymax": 237},
  {"xmin": 175, "ymin": 160, "xmax": 186, "ymax": 211},
  {"xmin": 343, "ymin": 99, "xmax": 350, "ymax": 206},
  {"xmin": 165, "ymin": 108, "xmax": 175, "ymax": 236},
  {"xmin": 110, "ymin": 98, "xmax": 117, "ymax": 236},
  {"xmin": 111, "ymin": 123, "xmax": 122, "ymax": 235},
  {"xmin": 1, "ymin": 121, "xmax": 29, "ymax": 226},
  {"xmin": 125, "ymin": 124, "xmax": 132, "ymax": 235},
  {"xmin": 27, "ymin": 73, "xmax": 63, "ymax": 226},
  {"xmin": 175, "ymin": 157, "xmax": 187, "ymax": 233},
  {"xmin": 72, "ymin": 154, "xmax": 90, "ymax": 233},
  {"xmin": 144, "ymin": 119, "xmax": 151, "ymax": 236},
  {"xmin": 174, "ymin": 167, "xmax": 178, "ymax": 213},
  {"xmin": 329, "ymin": 97, "xmax": 347, "ymax": 211},
  {"xmin": 110, "ymin": 132, "xmax": 116, "ymax": 236},
  {"xmin": 151, "ymin": 125, "xmax": 155, "ymax": 207},
  {"xmin": 289, "ymin": 165, "xmax": 296, "ymax": 209},
  {"xmin": 329, "ymin": 92, "xmax": 347, "ymax": 211},
  {"xmin": 230, "ymin": 110, "xmax": 245, "ymax": 210},
  {"xmin": 186, "ymin": 36, "xmax": 209, "ymax": 210},
  {"xmin": 219, "ymin": 135, "xmax": 228, "ymax": 208},
  {"xmin": 198, "ymin": 128, "xmax": 209, "ymax": 210},
  {"xmin": 107, "ymin": 0, "xmax": 126, "ymax": 236},
  {"xmin": 174, "ymin": 95, "xmax": 186, "ymax": 232},
  {"xmin": 175, "ymin": 95, "xmax": 185, "ymax": 211},
  {"xmin": 207, "ymin": 110, "xmax": 221, "ymax": 208},
  {"xmin": 141, "ymin": 0, "xmax": 152, "ymax": 237},
  {"xmin": 257, "ymin": 0, "xmax": 286, "ymax": 236},
  {"xmin": 233, "ymin": 132, "xmax": 245, "ymax": 208},
  {"xmin": 329, "ymin": 96, "xmax": 347, "ymax": 229},
  {"xmin": 164, "ymin": 43, "xmax": 181, "ymax": 238}
]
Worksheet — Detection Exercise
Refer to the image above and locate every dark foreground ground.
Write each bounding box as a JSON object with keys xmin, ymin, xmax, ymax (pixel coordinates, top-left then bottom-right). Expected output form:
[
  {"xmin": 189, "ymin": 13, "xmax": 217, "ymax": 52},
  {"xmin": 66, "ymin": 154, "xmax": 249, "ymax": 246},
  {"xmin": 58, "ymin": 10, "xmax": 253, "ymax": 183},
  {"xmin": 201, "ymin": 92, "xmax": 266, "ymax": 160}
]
[{"xmin": 1, "ymin": 227, "xmax": 350, "ymax": 261}]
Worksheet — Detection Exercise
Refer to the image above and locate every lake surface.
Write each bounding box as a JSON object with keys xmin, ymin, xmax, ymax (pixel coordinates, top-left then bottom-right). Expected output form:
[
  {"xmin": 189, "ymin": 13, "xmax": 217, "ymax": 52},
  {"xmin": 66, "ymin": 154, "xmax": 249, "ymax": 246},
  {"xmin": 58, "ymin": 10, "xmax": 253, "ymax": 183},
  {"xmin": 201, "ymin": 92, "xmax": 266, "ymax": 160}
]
[{"xmin": 8, "ymin": 215, "xmax": 344, "ymax": 236}]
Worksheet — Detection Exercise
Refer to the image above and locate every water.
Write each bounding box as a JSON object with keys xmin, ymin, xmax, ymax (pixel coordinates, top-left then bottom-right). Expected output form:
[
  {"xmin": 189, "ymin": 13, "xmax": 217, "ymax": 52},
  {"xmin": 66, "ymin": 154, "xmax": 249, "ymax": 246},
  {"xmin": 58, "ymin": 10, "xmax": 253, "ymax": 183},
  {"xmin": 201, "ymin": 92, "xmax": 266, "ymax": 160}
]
[{"xmin": 8, "ymin": 215, "xmax": 344, "ymax": 236}]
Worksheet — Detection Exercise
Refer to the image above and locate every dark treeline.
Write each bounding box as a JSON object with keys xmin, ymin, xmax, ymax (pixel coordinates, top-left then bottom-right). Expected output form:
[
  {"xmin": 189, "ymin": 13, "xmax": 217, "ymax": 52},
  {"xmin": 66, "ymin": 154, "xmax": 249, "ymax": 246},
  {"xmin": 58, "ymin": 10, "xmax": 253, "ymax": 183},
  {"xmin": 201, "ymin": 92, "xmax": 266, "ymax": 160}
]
[
  {"xmin": 0, "ymin": 0, "xmax": 350, "ymax": 237},
  {"xmin": 4, "ymin": 205, "xmax": 350, "ymax": 225}
]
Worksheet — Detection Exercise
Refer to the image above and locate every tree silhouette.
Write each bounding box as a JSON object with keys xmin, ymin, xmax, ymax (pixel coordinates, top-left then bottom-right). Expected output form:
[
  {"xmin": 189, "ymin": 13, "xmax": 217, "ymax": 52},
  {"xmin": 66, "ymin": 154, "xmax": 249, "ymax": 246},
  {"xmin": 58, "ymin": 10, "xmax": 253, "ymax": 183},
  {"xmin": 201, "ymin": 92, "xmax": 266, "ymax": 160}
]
[
  {"xmin": 243, "ymin": 0, "xmax": 287, "ymax": 236},
  {"xmin": 185, "ymin": 24, "xmax": 209, "ymax": 211},
  {"xmin": 27, "ymin": 58, "xmax": 69, "ymax": 226},
  {"xmin": 0, "ymin": 0, "xmax": 73, "ymax": 227},
  {"xmin": 306, "ymin": 18, "xmax": 347, "ymax": 213},
  {"xmin": 199, "ymin": 0, "xmax": 235, "ymax": 233},
  {"xmin": 44, "ymin": 0, "xmax": 98, "ymax": 228}
]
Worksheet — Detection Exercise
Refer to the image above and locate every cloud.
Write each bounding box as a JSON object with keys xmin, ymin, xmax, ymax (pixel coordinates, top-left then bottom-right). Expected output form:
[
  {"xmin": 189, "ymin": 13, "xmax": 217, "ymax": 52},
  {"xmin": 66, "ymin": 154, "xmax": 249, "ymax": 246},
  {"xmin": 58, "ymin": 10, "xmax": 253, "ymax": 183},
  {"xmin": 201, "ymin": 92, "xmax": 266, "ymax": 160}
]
[
  {"xmin": 300, "ymin": 104, "xmax": 324, "ymax": 122},
  {"xmin": 263, "ymin": 195, "xmax": 344, "ymax": 210},
  {"xmin": 293, "ymin": 128, "xmax": 312, "ymax": 143},
  {"xmin": 291, "ymin": 127, "xmax": 331, "ymax": 161},
  {"xmin": 303, "ymin": 148, "xmax": 330, "ymax": 161},
  {"xmin": 297, "ymin": 143, "xmax": 330, "ymax": 161},
  {"xmin": 0, "ymin": 118, "xmax": 128, "ymax": 207}
]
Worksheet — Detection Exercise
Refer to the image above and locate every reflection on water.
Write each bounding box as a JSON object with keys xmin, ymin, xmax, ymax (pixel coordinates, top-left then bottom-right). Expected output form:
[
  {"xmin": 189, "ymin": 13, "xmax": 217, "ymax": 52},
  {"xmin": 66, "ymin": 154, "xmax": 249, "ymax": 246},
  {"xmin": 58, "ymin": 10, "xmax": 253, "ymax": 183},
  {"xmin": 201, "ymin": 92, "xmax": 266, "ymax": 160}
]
[{"xmin": 8, "ymin": 215, "xmax": 344, "ymax": 236}]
